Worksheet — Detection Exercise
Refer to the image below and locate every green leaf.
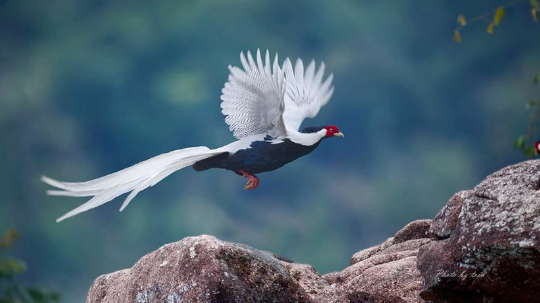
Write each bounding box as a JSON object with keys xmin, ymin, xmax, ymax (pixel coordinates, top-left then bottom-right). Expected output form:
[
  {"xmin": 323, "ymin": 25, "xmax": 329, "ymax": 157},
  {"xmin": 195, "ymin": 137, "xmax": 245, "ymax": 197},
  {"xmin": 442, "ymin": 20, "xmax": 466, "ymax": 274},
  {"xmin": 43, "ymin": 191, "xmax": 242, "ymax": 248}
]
[
  {"xmin": 494, "ymin": 7, "xmax": 505, "ymax": 26},
  {"xmin": 487, "ymin": 23, "xmax": 494, "ymax": 34},
  {"xmin": 457, "ymin": 14, "xmax": 466, "ymax": 26},
  {"xmin": 526, "ymin": 146, "xmax": 536, "ymax": 157},
  {"xmin": 28, "ymin": 287, "xmax": 61, "ymax": 303},
  {"xmin": 0, "ymin": 257, "xmax": 27, "ymax": 277},
  {"xmin": 454, "ymin": 30, "xmax": 462, "ymax": 43},
  {"xmin": 533, "ymin": 75, "xmax": 540, "ymax": 84},
  {"xmin": 515, "ymin": 135, "xmax": 527, "ymax": 149},
  {"xmin": 0, "ymin": 229, "xmax": 61, "ymax": 302},
  {"xmin": 0, "ymin": 228, "xmax": 20, "ymax": 248},
  {"xmin": 531, "ymin": 0, "xmax": 540, "ymax": 10},
  {"xmin": 515, "ymin": 136, "xmax": 537, "ymax": 158}
]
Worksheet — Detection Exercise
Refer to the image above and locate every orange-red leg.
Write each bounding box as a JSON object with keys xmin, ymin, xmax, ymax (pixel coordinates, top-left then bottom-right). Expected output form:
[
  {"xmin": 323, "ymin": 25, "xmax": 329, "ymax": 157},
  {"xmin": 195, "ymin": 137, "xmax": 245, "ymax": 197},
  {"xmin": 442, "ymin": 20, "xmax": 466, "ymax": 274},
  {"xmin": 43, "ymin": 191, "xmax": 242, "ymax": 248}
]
[{"xmin": 238, "ymin": 170, "xmax": 259, "ymax": 190}]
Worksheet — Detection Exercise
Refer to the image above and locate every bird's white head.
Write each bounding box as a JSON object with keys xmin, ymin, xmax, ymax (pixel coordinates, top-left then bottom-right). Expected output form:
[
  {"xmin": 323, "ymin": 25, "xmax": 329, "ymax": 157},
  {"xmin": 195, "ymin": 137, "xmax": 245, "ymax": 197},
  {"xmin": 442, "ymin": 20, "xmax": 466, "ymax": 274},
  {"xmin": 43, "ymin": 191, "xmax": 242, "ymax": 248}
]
[
  {"xmin": 324, "ymin": 125, "xmax": 345, "ymax": 138},
  {"xmin": 535, "ymin": 141, "xmax": 540, "ymax": 156}
]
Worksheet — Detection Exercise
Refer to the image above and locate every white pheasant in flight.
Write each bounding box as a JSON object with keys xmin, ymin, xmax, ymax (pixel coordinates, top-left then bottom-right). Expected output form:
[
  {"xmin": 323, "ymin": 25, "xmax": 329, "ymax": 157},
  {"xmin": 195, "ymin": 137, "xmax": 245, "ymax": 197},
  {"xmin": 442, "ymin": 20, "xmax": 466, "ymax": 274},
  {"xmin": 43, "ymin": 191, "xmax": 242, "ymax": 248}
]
[{"xmin": 43, "ymin": 49, "xmax": 343, "ymax": 222}]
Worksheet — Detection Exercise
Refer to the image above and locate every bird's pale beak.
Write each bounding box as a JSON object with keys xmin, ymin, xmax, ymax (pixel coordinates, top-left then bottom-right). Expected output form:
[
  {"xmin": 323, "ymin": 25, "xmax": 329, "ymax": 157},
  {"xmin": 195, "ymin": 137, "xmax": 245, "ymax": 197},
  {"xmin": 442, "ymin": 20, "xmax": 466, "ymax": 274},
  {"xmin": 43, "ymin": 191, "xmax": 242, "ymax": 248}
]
[{"xmin": 334, "ymin": 132, "xmax": 344, "ymax": 138}]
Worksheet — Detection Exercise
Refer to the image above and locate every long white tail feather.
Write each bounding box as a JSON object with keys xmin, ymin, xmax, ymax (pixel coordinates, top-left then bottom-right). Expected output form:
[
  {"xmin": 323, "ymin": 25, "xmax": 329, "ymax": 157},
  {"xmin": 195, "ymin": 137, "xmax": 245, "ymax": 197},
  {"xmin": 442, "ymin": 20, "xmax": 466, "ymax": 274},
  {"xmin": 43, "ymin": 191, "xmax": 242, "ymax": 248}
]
[
  {"xmin": 54, "ymin": 179, "xmax": 141, "ymax": 222},
  {"xmin": 46, "ymin": 189, "xmax": 100, "ymax": 197},
  {"xmin": 42, "ymin": 146, "xmax": 223, "ymax": 222},
  {"xmin": 42, "ymin": 147, "xmax": 211, "ymax": 192}
]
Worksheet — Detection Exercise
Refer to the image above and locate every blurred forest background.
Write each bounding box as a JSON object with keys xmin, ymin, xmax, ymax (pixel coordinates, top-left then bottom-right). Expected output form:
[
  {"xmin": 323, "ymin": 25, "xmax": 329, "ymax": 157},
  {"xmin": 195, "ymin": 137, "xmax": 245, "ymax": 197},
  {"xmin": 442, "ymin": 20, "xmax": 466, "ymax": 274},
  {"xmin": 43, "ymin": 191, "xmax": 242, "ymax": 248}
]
[{"xmin": 0, "ymin": 0, "xmax": 538, "ymax": 301}]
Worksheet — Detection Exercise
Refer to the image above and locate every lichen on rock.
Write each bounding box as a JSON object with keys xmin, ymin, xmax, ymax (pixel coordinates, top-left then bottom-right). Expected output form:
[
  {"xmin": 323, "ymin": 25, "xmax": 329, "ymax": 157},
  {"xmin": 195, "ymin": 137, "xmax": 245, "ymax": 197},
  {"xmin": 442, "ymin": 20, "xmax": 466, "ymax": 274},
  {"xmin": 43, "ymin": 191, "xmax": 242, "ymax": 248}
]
[{"xmin": 417, "ymin": 160, "xmax": 540, "ymax": 303}]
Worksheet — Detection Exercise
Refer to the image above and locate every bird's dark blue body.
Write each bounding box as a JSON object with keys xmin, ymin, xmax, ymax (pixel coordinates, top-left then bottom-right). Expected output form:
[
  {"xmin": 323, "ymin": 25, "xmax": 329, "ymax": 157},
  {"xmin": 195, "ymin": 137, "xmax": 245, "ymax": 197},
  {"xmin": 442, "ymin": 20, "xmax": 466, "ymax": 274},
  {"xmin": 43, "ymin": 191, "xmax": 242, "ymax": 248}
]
[
  {"xmin": 193, "ymin": 135, "xmax": 323, "ymax": 175},
  {"xmin": 223, "ymin": 138, "xmax": 321, "ymax": 174}
]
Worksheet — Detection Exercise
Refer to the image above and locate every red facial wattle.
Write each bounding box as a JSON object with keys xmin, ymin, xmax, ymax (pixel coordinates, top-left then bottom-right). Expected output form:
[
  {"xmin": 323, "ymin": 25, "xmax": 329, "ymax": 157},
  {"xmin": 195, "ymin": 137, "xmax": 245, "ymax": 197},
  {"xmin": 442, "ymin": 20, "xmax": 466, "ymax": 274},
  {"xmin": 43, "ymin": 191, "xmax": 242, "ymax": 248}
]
[{"xmin": 324, "ymin": 126, "xmax": 344, "ymax": 138}]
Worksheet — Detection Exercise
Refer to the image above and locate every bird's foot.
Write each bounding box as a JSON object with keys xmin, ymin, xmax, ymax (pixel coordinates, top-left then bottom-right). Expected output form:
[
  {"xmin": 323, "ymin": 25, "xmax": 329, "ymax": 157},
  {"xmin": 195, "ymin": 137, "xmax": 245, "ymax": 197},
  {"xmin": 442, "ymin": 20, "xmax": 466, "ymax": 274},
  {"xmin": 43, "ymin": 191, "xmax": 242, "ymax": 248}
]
[{"xmin": 238, "ymin": 170, "xmax": 259, "ymax": 190}]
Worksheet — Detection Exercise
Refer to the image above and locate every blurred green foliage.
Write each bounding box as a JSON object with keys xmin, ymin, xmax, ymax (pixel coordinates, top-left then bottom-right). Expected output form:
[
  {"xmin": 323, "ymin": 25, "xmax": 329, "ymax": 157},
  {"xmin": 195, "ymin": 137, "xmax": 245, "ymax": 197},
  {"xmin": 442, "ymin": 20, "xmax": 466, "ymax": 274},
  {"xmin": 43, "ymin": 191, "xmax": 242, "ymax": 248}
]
[
  {"xmin": 454, "ymin": 0, "xmax": 538, "ymax": 41},
  {"xmin": 0, "ymin": 229, "xmax": 60, "ymax": 303},
  {"xmin": 515, "ymin": 77, "xmax": 540, "ymax": 157},
  {"xmin": 453, "ymin": 1, "xmax": 540, "ymax": 157}
]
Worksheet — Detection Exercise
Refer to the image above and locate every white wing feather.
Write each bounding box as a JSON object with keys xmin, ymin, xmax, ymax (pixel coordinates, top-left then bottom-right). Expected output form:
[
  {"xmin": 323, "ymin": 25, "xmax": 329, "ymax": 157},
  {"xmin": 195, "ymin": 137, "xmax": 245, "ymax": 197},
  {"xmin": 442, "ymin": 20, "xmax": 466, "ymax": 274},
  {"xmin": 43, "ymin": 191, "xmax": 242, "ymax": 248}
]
[
  {"xmin": 282, "ymin": 58, "xmax": 334, "ymax": 132},
  {"xmin": 221, "ymin": 50, "xmax": 334, "ymax": 136},
  {"xmin": 221, "ymin": 49, "xmax": 287, "ymax": 139}
]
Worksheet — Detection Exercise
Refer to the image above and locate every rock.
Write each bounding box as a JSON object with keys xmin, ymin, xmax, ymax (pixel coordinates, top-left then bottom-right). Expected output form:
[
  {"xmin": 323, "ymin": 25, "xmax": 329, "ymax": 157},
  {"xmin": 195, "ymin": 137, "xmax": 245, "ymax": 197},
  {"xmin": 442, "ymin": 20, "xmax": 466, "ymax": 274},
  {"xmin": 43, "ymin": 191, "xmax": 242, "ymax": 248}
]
[
  {"xmin": 281, "ymin": 263, "xmax": 348, "ymax": 303},
  {"xmin": 428, "ymin": 190, "xmax": 468, "ymax": 240},
  {"xmin": 417, "ymin": 160, "xmax": 540, "ymax": 303},
  {"xmin": 86, "ymin": 235, "xmax": 314, "ymax": 303},
  {"xmin": 325, "ymin": 220, "xmax": 432, "ymax": 303},
  {"xmin": 86, "ymin": 160, "xmax": 540, "ymax": 303},
  {"xmin": 86, "ymin": 222, "xmax": 429, "ymax": 303}
]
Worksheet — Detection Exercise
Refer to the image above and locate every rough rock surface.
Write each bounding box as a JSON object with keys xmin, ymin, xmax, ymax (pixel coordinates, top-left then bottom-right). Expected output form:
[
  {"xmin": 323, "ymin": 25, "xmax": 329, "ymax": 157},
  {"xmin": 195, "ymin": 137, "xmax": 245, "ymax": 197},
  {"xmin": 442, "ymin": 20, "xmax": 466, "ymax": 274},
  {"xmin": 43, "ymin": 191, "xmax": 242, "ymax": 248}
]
[
  {"xmin": 86, "ymin": 235, "xmax": 314, "ymax": 303},
  {"xmin": 324, "ymin": 219, "xmax": 432, "ymax": 303},
  {"xmin": 417, "ymin": 160, "xmax": 540, "ymax": 303},
  {"xmin": 86, "ymin": 222, "xmax": 429, "ymax": 303},
  {"xmin": 86, "ymin": 160, "xmax": 540, "ymax": 303}
]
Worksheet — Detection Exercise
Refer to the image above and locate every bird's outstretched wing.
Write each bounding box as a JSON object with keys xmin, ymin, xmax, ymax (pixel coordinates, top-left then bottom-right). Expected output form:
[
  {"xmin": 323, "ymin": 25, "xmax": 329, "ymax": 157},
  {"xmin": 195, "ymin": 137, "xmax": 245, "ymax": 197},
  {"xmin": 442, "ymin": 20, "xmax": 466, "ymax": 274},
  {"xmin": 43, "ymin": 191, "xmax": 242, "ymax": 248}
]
[
  {"xmin": 281, "ymin": 58, "xmax": 334, "ymax": 132},
  {"xmin": 221, "ymin": 49, "xmax": 287, "ymax": 139}
]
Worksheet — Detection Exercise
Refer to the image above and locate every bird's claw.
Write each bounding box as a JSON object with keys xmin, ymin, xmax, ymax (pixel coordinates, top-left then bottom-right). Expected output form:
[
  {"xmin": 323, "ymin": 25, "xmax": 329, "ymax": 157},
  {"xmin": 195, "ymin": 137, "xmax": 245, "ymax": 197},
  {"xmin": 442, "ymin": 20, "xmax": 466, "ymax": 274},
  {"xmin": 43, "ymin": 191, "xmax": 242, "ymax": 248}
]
[
  {"xmin": 238, "ymin": 170, "xmax": 259, "ymax": 190},
  {"xmin": 243, "ymin": 177, "xmax": 259, "ymax": 190}
]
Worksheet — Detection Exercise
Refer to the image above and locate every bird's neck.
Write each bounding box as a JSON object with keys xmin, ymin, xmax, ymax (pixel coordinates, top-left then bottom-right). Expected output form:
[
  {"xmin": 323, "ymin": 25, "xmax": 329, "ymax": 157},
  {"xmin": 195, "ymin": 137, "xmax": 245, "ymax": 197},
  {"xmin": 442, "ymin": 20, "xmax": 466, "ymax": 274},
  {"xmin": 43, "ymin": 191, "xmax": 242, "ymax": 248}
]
[{"xmin": 287, "ymin": 129, "xmax": 326, "ymax": 146}]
